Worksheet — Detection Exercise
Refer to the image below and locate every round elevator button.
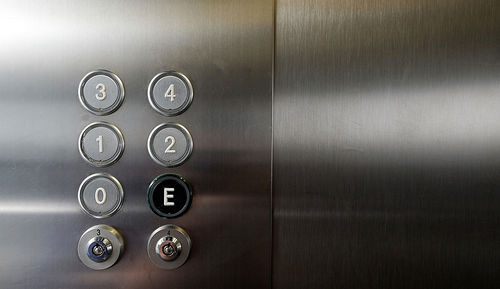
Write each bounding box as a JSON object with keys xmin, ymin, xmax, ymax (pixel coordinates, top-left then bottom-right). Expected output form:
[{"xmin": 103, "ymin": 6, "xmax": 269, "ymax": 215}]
[
  {"xmin": 148, "ymin": 71, "xmax": 193, "ymax": 116},
  {"xmin": 147, "ymin": 123, "xmax": 193, "ymax": 167},
  {"xmin": 78, "ymin": 173, "xmax": 124, "ymax": 218},
  {"xmin": 79, "ymin": 122, "xmax": 125, "ymax": 167},
  {"xmin": 79, "ymin": 70, "xmax": 125, "ymax": 115},
  {"xmin": 147, "ymin": 174, "xmax": 192, "ymax": 218},
  {"xmin": 147, "ymin": 224, "xmax": 192, "ymax": 270}
]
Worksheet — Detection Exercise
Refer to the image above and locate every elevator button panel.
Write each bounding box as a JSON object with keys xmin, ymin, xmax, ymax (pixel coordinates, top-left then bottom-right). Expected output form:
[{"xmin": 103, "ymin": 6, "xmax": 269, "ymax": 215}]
[
  {"xmin": 78, "ymin": 224, "xmax": 124, "ymax": 270},
  {"xmin": 78, "ymin": 173, "xmax": 124, "ymax": 218},
  {"xmin": 147, "ymin": 174, "xmax": 193, "ymax": 218},
  {"xmin": 79, "ymin": 70, "xmax": 125, "ymax": 115},
  {"xmin": 148, "ymin": 123, "xmax": 193, "ymax": 167},
  {"xmin": 148, "ymin": 71, "xmax": 193, "ymax": 116},
  {"xmin": 79, "ymin": 122, "xmax": 125, "ymax": 167},
  {"xmin": 147, "ymin": 225, "xmax": 191, "ymax": 270}
]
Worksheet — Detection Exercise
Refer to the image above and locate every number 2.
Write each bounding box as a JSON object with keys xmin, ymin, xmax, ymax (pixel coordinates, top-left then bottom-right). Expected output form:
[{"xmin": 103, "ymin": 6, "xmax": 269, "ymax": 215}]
[
  {"xmin": 165, "ymin": 136, "xmax": 176, "ymax": 153},
  {"xmin": 96, "ymin": 83, "xmax": 106, "ymax": 101},
  {"xmin": 165, "ymin": 84, "xmax": 176, "ymax": 102}
]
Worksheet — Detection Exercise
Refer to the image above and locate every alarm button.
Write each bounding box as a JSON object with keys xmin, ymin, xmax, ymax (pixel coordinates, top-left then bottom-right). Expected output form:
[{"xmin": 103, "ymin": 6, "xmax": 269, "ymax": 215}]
[{"xmin": 147, "ymin": 174, "xmax": 192, "ymax": 218}]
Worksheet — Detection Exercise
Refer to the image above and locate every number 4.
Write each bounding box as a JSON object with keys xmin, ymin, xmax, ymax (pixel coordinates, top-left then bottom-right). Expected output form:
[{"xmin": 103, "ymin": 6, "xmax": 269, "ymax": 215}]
[{"xmin": 165, "ymin": 84, "xmax": 176, "ymax": 102}]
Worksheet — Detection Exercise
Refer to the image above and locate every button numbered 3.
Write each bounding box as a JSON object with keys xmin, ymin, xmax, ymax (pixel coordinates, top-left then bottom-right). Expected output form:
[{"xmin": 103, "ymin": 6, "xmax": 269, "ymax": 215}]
[{"xmin": 79, "ymin": 70, "xmax": 125, "ymax": 115}]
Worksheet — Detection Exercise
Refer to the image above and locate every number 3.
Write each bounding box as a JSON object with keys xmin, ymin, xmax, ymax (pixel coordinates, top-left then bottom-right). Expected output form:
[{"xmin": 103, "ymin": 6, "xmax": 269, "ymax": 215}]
[
  {"xmin": 165, "ymin": 136, "xmax": 176, "ymax": 153},
  {"xmin": 96, "ymin": 83, "xmax": 106, "ymax": 100}
]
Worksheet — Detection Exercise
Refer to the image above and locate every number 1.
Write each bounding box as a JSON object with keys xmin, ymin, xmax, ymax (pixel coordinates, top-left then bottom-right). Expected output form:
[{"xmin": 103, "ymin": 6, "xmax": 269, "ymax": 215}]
[{"xmin": 96, "ymin": 135, "xmax": 103, "ymax": 153}]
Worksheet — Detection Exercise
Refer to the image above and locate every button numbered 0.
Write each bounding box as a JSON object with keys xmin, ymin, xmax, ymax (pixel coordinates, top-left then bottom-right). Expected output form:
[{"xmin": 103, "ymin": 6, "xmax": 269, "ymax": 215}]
[
  {"xmin": 148, "ymin": 123, "xmax": 193, "ymax": 167},
  {"xmin": 147, "ymin": 174, "xmax": 193, "ymax": 218},
  {"xmin": 79, "ymin": 122, "xmax": 125, "ymax": 167},
  {"xmin": 79, "ymin": 70, "xmax": 125, "ymax": 115},
  {"xmin": 78, "ymin": 173, "xmax": 124, "ymax": 218},
  {"xmin": 148, "ymin": 71, "xmax": 193, "ymax": 116}
]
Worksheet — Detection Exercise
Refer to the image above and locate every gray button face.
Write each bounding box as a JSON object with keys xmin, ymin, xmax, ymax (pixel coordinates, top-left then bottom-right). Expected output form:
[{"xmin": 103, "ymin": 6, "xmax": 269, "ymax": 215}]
[
  {"xmin": 148, "ymin": 72, "xmax": 193, "ymax": 116},
  {"xmin": 78, "ymin": 173, "xmax": 124, "ymax": 218},
  {"xmin": 148, "ymin": 123, "xmax": 193, "ymax": 167},
  {"xmin": 79, "ymin": 122, "xmax": 125, "ymax": 167},
  {"xmin": 79, "ymin": 70, "xmax": 125, "ymax": 115}
]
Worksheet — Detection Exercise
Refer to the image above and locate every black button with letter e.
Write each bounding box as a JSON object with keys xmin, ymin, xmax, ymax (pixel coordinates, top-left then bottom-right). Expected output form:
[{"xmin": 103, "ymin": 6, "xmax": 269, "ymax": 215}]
[{"xmin": 147, "ymin": 174, "xmax": 192, "ymax": 218}]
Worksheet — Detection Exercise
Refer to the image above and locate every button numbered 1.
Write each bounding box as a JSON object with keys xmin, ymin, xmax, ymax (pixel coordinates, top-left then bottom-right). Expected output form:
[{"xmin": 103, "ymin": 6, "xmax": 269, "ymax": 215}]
[
  {"xmin": 79, "ymin": 70, "xmax": 125, "ymax": 115},
  {"xmin": 148, "ymin": 123, "xmax": 193, "ymax": 167},
  {"xmin": 79, "ymin": 122, "xmax": 125, "ymax": 167},
  {"xmin": 148, "ymin": 71, "xmax": 193, "ymax": 116},
  {"xmin": 78, "ymin": 173, "xmax": 124, "ymax": 218}
]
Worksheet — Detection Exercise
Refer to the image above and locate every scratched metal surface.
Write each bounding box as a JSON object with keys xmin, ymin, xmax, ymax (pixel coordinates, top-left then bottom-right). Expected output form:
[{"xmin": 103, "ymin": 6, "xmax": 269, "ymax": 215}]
[
  {"xmin": 0, "ymin": 1, "xmax": 273, "ymax": 288},
  {"xmin": 273, "ymin": 0, "xmax": 500, "ymax": 288}
]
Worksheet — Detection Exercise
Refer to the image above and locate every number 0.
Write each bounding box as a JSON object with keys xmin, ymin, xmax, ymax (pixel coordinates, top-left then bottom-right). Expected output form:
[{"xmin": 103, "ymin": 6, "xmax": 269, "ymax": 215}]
[{"xmin": 95, "ymin": 187, "xmax": 107, "ymax": 205}]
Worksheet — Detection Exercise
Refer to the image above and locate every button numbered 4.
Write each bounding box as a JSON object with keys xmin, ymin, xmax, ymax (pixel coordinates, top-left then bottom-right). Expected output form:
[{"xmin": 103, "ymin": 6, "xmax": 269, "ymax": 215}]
[{"xmin": 148, "ymin": 71, "xmax": 193, "ymax": 116}]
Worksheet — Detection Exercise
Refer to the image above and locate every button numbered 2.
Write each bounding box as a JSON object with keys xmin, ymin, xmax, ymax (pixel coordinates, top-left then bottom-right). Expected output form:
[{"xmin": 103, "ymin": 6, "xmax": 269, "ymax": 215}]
[
  {"xmin": 79, "ymin": 122, "xmax": 125, "ymax": 167},
  {"xmin": 148, "ymin": 123, "xmax": 193, "ymax": 167}
]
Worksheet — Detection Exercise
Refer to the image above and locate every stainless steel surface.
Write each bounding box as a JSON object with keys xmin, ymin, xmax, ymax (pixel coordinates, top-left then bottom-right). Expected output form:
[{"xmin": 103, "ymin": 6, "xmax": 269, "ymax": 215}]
[
  {"xmin": 0, "ymin": 0, "xmax": 272, "ymax": 288},
  {"xmin": 274, "ymin": 0, "xmax": 500, "ymax": 288}
]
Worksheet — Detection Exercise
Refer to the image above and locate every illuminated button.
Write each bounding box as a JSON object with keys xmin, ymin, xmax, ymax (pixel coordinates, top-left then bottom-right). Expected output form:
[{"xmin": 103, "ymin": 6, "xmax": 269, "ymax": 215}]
[
  {"xmin": 147, "ymin": 174, "xmax": 192, "ymax": 218},
  {"xmin": 148, "ymin": 123, "xmax": 193, "ymax": 167},
  {"xmin": 79, "ymin": 70, "xmax": 125, "ymax": 115},
  {"xmin": 78, "ymin": 173, "xmax": 124, "ymax": 218},
  {"xmin": 79, "ymin": 122, "xmax": 125, "ymax": 167},
  {"xmin": 148, "ymin": 71, "xmax": 193, "ymax": 116}
]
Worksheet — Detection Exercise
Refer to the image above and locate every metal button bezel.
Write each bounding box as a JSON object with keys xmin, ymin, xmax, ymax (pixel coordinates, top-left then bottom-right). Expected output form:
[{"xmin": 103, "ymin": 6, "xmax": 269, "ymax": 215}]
[
  {"xmin": 77, "ymin": 224, "xmax": 124, "ymax": 270},
  {"xmin": 147, "ymin": 123, "xmax": 193, "ymax": 167},
  {"xmin": 78, "ymin": 122, "xmax": 125, "ymax": 167},
  {"xmin": 147, "ymin": 174, "xmax": 193, "ymax": 218},
  {"xmin": 78, "ymin": 173, "xmax": 124, "ymax": 219},
  {"xmin": 147, "ymin": 71, "xmax": 194, "ymax": 116},
  {"xmin": 147, "ymin": 224, "xmax": 191, "ymax": 270},
  {"xmin": 78, "ymin": 70, "xmax": 125, "ymax": 115}
]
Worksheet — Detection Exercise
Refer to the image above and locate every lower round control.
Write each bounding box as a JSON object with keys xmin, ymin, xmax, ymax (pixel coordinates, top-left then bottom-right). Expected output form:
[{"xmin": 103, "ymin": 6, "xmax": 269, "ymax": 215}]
[
  {"xmin": 148, "ymin": 225, "xmax": 191, "ymax": 270},
  {"xmin": 77, "ymin": 224, "xmax": 124, "ymax": 270},
  {"xmin": 147, "ymin": 174, "xmax": 192, "ymax": 218}
]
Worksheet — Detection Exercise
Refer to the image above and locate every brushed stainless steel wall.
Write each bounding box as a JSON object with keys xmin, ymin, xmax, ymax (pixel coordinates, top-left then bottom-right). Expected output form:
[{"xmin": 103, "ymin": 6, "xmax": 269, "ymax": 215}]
[
  {"xmin": 0, "ymin": 1, "xmax": 273, "ymax": 288},
  {"xmin": 273, "ymin": 0, "xmax": 500, "ymax": 288}
]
